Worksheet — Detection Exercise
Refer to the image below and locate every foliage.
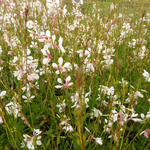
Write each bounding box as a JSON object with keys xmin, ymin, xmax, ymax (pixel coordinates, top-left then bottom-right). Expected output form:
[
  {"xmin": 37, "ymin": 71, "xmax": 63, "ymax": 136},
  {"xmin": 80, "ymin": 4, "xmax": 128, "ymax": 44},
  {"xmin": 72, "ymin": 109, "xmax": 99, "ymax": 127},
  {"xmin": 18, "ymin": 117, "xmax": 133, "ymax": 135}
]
[{"xmin": 0, "ymin": 0, "xmax": 150, "ymax": 150}]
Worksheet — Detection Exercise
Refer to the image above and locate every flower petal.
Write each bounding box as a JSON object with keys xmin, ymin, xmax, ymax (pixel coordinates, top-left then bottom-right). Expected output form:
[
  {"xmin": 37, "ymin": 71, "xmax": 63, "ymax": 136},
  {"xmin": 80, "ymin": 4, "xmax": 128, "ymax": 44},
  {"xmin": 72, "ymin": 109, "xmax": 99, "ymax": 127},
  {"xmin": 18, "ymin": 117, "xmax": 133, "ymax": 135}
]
[
  {"xmin": 55, "ymin": 85, "xmax": 63, "ymax": 89},
  {"xmin": 68, "ymin": 82, "xmax": 73, "ymax": 87},
  {"xmin": 57, "ymin": 78, "xmax": 62, "ymax": 84},
  {"xmin": 52, "ymin": 63, "xmax": 58, "ymax": 68},
  {"xmin": 66, "ymin": 76, "xmax": 71, "ymax": 82},
  {"xmin": 58, "ymin": 57, "xmax": 63, "ymax": 66}
]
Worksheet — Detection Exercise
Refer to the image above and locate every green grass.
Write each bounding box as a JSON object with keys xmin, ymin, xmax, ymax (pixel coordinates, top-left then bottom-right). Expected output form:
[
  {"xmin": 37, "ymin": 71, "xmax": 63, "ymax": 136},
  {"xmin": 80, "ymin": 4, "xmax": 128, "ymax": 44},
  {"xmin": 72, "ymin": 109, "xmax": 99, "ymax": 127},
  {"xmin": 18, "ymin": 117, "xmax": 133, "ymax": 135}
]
[{"xmin": 0, "ymin": 0, "xmax": 150, "ymax": 150}]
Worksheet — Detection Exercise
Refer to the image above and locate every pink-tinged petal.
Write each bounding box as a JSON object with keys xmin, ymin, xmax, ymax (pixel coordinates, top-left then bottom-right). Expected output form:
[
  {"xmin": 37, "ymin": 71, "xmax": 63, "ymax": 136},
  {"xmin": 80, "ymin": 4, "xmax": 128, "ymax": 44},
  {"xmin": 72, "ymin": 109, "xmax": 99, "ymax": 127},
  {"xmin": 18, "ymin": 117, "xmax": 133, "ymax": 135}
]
[
  {"xmin": 55, "ymin": 85, "xmax": 63, "ymax": 89},
  {"xmin": 140, "ymin": 129, "xmax": 150, "ymax": 138},
  {"xmin": 38, "ymin": 36, "xmax": 47, "ymax": 40},
  {"xmin": 46, "ymin": 39, "xmax": 51, "ymax": 43},
  {"xmin": 64, "ymin": 82, "xmax": 69, "ymax": 87},
  {"xmin": 46, "ymin": 51, "xmax": 52, "ymax": 59},
  {"xmin": 52, "ymin": 63, "xmax": 58, "ymax": 69},
  {"xmin": 66, "ymin": 76, "xmax": 71, "ymax": 82},
  {"xmin": 54, "ymin": 43, "xmax": 59, "ymax": 49},
  {"xmin": 144, "ymin": 129, "xmax": 150, "ymax": 138},
  {"xmin": 58, "ymin": 57, "xmax": 63, "ymax": 66}
]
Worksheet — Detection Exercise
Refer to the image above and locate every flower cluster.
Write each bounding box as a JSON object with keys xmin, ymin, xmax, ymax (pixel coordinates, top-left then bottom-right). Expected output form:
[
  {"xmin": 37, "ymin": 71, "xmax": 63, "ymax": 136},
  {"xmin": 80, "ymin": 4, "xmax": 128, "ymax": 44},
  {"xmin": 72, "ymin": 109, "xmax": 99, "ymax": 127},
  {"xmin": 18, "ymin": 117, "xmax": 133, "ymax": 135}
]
[{"xmin": 21, "ymin": 129, "xmax": 42, "ymax": 150}]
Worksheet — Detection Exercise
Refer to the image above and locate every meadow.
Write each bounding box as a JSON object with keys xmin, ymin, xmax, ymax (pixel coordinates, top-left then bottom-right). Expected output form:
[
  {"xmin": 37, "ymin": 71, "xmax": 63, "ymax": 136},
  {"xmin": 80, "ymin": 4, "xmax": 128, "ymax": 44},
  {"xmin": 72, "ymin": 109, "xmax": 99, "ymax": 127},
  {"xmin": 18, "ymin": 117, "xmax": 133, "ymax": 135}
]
[{"xmin": 0, "ymin": 0, "xmax": 150, "ymax": 149}]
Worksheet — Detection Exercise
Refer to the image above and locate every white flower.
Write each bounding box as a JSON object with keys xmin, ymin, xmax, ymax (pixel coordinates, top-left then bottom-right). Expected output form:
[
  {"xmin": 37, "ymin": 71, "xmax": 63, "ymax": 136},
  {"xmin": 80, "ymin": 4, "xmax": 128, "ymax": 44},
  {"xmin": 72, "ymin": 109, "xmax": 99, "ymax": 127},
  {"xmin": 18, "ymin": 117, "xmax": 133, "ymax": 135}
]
[
  {"xmin": 99, "ymin": 85, "xmax": 115, "ymax": 96},
  {"xmin": 55, "ymin": 78, "xmax": 63, "ymax": 89},
  {"xmin": 134, "ymin": 91, "xmax": 143, "ymax": 99},
  {"xmin": 42, "ymin": 57, "xmax": 50, "ymax": 65},
  {"xmin": 62, "ymin": 125, "xmax": 73, "ymax": 132},
  {"xmin": 90, "ymin": 108, "xmax": 102, "ymax": 118},
  {"xmin": 62, "ymin": 5, "xmax": 67, "ymax": 16},
  {"xmin": 119, "ymin": 78, "xmax": 128, "ymax": 86},
  {"xmin": 108, "ymin": 86, "xmax": 115, "ymax": 95},
  {"xmin": 26, "ymin": 20, "xmax": 34, "ymax": 29},
  {"xmin": 27, "ymin": 73, "xmax": 39, "ymax": 81},
  {"xmin": 77, "ymin": 48, "xmax": 91, "ymax": 58},
  {"xmin": 55, "ymin": 76, "xmax": 73, "ymax": 89},
  {"xmin": 138, "ymin": 46, "xmax": 146, "ymax": 59},
  {"xmin": 102, "ymin": 57, "xmax": 114, "ymax": 68},
  {"xmin": 94, "ymin": 137, "xmax": 103, "ymax": 145},
  {"xmin": 73, "ymin": 0, "xmax": 83, "ymax": 5},
  {"xmin": 110, "ymin": 3, "xmax": 116, "ymax": 11},
  {"xmin": 41, "ymin": 45, "xmax": 51, "ymax": 56},
  {"xmin": 13, "ymin": 56, "xmax": 18, "ymax": 63},
  {"xmin": 33, "ymin": 129, "xmax": 42, "ymax": 136},
  {"xmin": 22, "ymin": 92, "xmax": 35, "ymax": 103},
  {"xmin": 5, "ymin": 101, "xmax": 21, "ymax": 118},
  {"xmin": 52, "ymin": 35, "xmax": 56, "ymax": 43},
  {"xmin": 56, "ymin": 100, "xmax": 66, "ymax": 113},
  {"xmin": 98, "ymin": 41, "xmax": 104, "ymax": 53},
  {"xmin": 71, "ymin": 88, "xmax": 91, "ymax": 109},
  {"xmin": 14, "ymin": 69, "xmax": 25, "ymax": 80},
  {"xmin": 21, "ymin": 135, "xmax": 35, "ymax": 150},
  {"xmin": 58, "ymin": 37, "xmax": 66, "ymax": 53},
  {"xmin": 146, "ymin": 112, "xmax": 150, "ymax": 119},
  {"xmin": 21, "ymin": 129, "xmax": 42, "ymax": 150},
  {"xmin": 0, "ymin": 46, "xmax": 2, "ymax": 55},
  {"xmin": 13, "ymin": 56, "xmax": 39, "ymax": 81},
  {"xmin": 36, "ymin": 136, "xmax": 42, "ymax": 145},
  {"xmin": 132, "ymin": 118, "xmax": 143, "ymax": 122},
  {"xmin": 52, "ymin": 57, "xmax": 72, "ymax": 74},
  {"xmin": 60, "ymin": 118, "xmax": 73, "ymax": 133},
  {"xmin": 0, "ymin": 91, "xmax": 6, "ymax": 97},
  {"xmin": 143, "ymin": 70, "xmax": 150, "ymax": 82},
  {"xmin": 0, "ymin": 116, "xmax": 3, "ymax": 124},
  {"xmin": 128, "ymin": 113, "xmax": 143, "ymax": 123},
  {"xmin": 85, "ymin": 63, "xmax": 95, "ymax": 73},
  {"xmin": 45, "ymin": 30, "xmax": 51, "ymax": 38},
  {"xmin": 141, "ymin": 113, "xmax": 145, "ymax": 119},
  {"xmin": 131, "ymin": 113, "xmax": 138, "ymax": 118}
]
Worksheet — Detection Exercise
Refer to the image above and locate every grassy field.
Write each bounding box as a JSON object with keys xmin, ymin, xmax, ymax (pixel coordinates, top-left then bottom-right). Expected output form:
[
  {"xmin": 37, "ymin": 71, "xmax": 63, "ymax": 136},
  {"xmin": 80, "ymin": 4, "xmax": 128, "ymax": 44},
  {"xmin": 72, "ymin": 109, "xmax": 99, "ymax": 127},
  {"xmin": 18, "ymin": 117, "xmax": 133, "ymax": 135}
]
[{"xmin": 0, "ymin": 0, "xmax": 150, "ymax": 150}]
